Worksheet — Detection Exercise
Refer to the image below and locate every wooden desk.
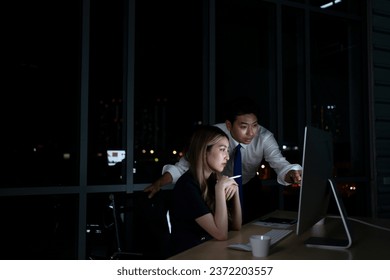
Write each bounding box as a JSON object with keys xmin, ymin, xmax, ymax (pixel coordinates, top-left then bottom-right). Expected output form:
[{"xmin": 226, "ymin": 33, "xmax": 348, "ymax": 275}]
[{"xmin": 168, "ymin": 210, "xmax": 390, "ymax": 260}]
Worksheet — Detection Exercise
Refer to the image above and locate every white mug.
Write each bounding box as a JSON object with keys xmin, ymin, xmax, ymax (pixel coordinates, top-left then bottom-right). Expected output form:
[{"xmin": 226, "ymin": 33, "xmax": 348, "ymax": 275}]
[{"xmin": 250, "ymin": 235, "xmax": 271, "ymax": 257}]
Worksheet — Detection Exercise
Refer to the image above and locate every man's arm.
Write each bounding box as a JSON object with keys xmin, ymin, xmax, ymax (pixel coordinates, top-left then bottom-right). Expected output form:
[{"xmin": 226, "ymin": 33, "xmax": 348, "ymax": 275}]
[
  {"xmin": 262, "ymin": 133, "xmax": 302, "ymax": 186},
  {"xmin": 143, "ymin": 172, "xmax": 173, "ymax": 199},
  {"xmin": 143, "ymin": 156, "xmax": 190, "ymax": 198}
]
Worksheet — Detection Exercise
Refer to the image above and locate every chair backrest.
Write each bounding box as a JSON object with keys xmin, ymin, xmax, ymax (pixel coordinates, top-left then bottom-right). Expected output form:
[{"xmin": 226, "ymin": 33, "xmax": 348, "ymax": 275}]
[{"xmin": 127, "ymin": 190, "xmax": 173, "ymax": 259}]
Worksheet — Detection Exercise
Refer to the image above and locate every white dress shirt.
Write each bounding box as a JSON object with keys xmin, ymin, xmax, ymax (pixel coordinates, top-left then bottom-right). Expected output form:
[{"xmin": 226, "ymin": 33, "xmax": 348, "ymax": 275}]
[{"xmin": 162, "ymin": 123, "xmax": 302, "ymax": 186}]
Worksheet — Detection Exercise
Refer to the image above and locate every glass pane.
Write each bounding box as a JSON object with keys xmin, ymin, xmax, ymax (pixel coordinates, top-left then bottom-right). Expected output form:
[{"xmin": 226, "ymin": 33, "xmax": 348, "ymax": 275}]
[
  {"xmin": 310, "ymin": 12, "xmax": 367, "ymax": 177},
  {"xmin": 215, "ymin": 0, "xmax": 275, "ymax": 129},
  {"xmin": 282, "ymin": 7, "xmax": 305, "ymax": 165},
  {"xmin": 134, "ymin": 0, "xmax": 203, "ymax": 183},
  {"xmin": 86, "ymin": 193, "xmax": 118, "ymax": 259},
  {"xmin": 336, "ymin": 181, "xmax": 371, "ymax": 217},
  {"xmin": 87, "ymin": 0, "xmax": 127, "ymax": 185},
  {"xmin": 215, "ymin": 0, "xmax": 278, "ymax": 184},
  {"xmin": 1, "ymin": 1, "xmax": 81, "ymax": 187},
  {"xmin": 0, "ymin": 195, "xmax": 78, "ymax": 259}
]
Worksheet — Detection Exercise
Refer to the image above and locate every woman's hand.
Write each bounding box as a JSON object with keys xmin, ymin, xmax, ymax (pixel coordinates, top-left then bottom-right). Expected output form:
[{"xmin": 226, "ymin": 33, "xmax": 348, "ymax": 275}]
[{"xmin": 216, "ymin": 175, "xmax": 239, "ymax": 201}]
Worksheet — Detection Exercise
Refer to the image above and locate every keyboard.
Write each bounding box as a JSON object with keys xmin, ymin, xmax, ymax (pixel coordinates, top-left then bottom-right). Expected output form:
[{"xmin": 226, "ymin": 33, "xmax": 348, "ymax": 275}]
[{"xmin": 227, "ymin": 229, "xmax": 293, "ymax": 251}]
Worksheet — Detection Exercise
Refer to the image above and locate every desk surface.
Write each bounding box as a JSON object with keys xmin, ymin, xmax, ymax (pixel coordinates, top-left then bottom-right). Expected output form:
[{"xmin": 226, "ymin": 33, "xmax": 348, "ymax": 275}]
[{"xmin": 168, "ymin": 210, "xmax": 390, "ymax": 260}]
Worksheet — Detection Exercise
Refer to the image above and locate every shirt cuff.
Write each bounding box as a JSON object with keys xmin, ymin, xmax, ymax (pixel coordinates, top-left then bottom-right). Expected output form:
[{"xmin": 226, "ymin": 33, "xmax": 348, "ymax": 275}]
[{"xmin": 162, "ymin": 164, "xmax": 182, "ymax": 184}]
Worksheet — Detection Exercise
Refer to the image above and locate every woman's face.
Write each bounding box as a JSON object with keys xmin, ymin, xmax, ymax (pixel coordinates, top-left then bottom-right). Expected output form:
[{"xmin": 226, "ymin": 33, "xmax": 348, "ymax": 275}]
[{"xmin": 206, "ymin": 137, "xmax": 230, "ymax": 173}]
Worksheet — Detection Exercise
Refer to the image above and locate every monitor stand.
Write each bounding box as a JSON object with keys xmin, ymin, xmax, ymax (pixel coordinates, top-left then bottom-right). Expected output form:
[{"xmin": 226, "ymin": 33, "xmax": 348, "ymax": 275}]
[{"xmin": 304, "ymin": 179, "xmax": 353, "ymax": 249}]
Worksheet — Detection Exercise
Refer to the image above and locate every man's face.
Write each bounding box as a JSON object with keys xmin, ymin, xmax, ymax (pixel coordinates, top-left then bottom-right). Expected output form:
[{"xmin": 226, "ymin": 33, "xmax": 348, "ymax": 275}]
[{"xmin": 226, "ymin": 113, "xmax": 259, "ymax": 145}]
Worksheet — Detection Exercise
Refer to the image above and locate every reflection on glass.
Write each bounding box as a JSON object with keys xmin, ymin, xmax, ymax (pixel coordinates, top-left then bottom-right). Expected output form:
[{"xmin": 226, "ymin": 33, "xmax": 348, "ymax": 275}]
[
  {"xmin": 107, "ymin": 150, "xmax": 126, "ymax": 167},
  {"xmin": 309, "ymin": 0, "xmax": 362, "ymax": 14}
]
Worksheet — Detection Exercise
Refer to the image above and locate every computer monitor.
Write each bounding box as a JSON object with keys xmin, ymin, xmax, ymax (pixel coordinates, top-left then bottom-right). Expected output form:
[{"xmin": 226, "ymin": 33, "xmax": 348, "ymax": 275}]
[{"xmin": 296, "ymin": 126, "xmax": 353, "ymax": 249}]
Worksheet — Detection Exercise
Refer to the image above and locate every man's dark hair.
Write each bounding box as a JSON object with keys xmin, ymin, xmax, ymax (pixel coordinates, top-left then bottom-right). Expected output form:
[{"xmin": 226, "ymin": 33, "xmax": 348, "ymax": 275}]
[{"xmin": 224, "ymin": 96, "xmax": 260, "ymax": 124}]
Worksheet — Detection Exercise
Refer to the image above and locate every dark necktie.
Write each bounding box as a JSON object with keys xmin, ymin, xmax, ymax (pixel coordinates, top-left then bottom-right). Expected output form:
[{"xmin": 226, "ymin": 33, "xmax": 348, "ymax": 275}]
[{"xmin": 233, "ymin": 144, "xmax": 243, "ymax": 207}]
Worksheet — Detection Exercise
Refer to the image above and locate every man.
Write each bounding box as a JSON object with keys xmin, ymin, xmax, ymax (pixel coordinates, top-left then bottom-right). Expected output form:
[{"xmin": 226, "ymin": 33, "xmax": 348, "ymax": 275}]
[{"xmin": 144, "ymin": 96, "xmax": 302, "ymax": 223}]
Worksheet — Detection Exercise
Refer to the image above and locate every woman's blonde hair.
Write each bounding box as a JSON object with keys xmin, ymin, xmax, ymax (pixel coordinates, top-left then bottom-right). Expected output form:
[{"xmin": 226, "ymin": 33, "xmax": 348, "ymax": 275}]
[{"xmin": 186, "ymin": 125, "xmax": 229, "ymax": 211}]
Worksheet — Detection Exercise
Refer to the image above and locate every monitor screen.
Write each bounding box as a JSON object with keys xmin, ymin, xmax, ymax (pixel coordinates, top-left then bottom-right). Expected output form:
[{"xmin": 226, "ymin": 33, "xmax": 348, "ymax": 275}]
[{"xmin": 296, "ymin": 126, "xmax": 352, "ymax": 249}]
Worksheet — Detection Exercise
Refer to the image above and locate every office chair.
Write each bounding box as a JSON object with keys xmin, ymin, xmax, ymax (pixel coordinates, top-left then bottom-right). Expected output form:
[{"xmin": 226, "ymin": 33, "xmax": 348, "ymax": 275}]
[
  {"xmin": 131, "ymin": 190, "xmax": 173, "ymax": 259},
  {"xmin": 109, "ymin": 193, "xmax": 143, "ymax": 260},
  {"xmin": 106, "ymin": 190, "xmax": 172, "ymax": 259}
]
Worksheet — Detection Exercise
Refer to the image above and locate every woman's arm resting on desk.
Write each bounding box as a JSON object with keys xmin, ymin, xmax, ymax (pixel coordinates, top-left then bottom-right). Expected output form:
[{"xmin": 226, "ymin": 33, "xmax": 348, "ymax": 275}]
[
  {"xmin": 229, "ymin": 191, "xmax": 242, "ymax": 230},
  {"xmin": 196, "ymin": 177, "xmax": 242, "ymax": 240}
]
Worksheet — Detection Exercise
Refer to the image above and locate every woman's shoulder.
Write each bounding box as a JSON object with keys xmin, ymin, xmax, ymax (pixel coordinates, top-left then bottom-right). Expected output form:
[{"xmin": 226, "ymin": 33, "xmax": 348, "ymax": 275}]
[
  {"xmin": 175, "ymin": 171, "xmax": 198, "ymax": 190},
  {"xmin": 176, "ymin": 170, "xmax": 193, "ymax": 182},
  {"xmin": 173, "ymin": 171, "xmax": 203, "ymax": 201}
]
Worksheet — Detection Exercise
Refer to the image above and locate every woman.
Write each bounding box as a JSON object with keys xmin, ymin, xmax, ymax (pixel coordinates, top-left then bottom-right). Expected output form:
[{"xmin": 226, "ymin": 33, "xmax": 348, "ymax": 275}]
[{"xmin": 169, "ymin": 125, "xmax": 242, "ymax": 255}]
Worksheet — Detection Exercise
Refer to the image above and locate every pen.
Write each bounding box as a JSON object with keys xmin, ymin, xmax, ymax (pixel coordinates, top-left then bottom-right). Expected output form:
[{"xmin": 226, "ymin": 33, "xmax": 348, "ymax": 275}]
[{"xmin": 229, "ymin": 175, "xmax": 242, "ymax": 179}]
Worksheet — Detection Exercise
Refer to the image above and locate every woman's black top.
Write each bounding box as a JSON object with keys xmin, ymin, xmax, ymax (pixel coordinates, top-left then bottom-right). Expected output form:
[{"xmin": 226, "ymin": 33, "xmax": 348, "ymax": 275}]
[{"xmin": 169, "ymin": 171, "xmax": 213, "ymax": 255}]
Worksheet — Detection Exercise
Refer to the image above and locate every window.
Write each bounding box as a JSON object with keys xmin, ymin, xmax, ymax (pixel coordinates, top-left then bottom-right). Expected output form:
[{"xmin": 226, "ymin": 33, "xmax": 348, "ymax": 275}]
[
  {"xmin": 1, "ymin": 1, "xmax": 81, "ymax": 187},
  {"xmin": 133, "ymin": 0, "xmax": 204, "ymax": 184}
]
